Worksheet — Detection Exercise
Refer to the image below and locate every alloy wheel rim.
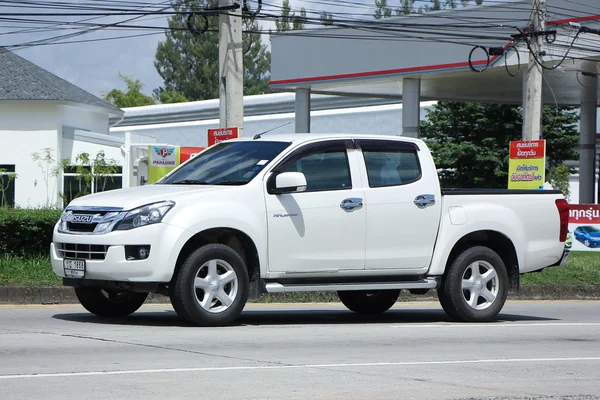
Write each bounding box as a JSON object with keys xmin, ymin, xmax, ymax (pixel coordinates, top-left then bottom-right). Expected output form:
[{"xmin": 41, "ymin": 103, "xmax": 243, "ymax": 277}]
[
  {"xmin": 461, "ymin": 260, "xmax": 499, "ymax": 311},
  {"xmin": 193, "ymin": 259, "xmax": 239, "ymax": 313}
]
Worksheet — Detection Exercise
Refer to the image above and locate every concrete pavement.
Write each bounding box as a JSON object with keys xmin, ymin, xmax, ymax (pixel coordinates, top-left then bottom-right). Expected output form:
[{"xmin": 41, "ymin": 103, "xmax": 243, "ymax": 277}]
[{"xmin": 0, "ymin": 301, "xmax": 599, "ymax": 399}]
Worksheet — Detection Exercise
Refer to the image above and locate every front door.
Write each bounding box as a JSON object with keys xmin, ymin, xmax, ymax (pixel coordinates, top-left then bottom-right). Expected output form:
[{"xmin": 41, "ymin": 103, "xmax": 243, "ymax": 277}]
[{"xmin": 265, "ymin": 140, "xmax": 366, "ymax": 273}]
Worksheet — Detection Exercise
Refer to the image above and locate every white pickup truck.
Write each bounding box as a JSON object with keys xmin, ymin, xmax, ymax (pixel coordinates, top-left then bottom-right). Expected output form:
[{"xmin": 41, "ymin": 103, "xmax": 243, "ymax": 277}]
[{"xmin": 50, "ymin": 133, "xmax": 570, "ymax": 326}]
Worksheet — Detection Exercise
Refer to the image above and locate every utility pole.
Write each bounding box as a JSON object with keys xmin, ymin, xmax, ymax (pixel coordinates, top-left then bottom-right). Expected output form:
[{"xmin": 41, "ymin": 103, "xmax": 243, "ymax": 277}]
[
  {"xmin": 522, "ymin": 0, "xmax": 546, "ymax": 140},
  {"xmin": 218, "ymin": 0, "xmax": 244, "ymax": 136}
]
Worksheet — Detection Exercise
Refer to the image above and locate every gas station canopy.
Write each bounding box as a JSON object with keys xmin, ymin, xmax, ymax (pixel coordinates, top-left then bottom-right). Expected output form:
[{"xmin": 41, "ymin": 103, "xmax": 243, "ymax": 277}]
[{"xmin": 270, "ymin": 0, "xmax": 600, "ymax": 106}]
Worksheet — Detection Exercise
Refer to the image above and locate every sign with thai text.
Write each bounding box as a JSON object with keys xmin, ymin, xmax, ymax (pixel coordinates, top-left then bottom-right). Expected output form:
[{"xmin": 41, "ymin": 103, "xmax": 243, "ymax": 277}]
[
  {"xmin": 208, "ymin": 127, "xmax": 239, "ymax": 146},
  {"xmin": 568, "ymin": 204, "xmax": 600, "ymax": 251},
  {"xmin": 507, "ymin": 140, "xmax": 546, "ymax": 190}
]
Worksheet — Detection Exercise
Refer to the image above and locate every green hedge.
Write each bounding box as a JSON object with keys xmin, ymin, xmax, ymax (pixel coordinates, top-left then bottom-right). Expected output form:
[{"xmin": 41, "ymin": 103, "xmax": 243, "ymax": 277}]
[{"xmin": 0, "ymin": 208, "xmax": 62, "ymax": 257}]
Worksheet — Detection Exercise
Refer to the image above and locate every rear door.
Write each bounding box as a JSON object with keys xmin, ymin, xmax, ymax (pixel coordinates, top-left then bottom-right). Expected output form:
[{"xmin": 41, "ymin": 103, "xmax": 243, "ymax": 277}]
[
  {"xmin": 264, "ymin": 140, "xmax": 366, "ymax": 273},
  {"xmin": 355, "ymin": 139, "xmax": 441, "ymax": 270}
]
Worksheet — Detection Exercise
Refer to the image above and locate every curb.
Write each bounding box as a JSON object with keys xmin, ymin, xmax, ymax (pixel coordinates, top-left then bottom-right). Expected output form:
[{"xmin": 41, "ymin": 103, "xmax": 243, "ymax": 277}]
[{"xmin": 1, "ymin": 285, "xmax": 599, "ymax": 305}]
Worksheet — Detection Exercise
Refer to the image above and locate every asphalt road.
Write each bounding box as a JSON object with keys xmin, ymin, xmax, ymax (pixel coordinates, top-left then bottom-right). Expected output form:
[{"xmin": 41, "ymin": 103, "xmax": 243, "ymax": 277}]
[{"xmin": 0, "ymin": 300, "xmax": 599, "ymax": 400}]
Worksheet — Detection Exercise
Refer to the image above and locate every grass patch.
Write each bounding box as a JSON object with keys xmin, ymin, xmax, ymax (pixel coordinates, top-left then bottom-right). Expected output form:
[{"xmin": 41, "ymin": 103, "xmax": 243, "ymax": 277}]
[
  {"xmin": 0, "ymin": 256, "xmax": 60, "ymax": 286},
  {"xmin": 0, "ymin": 251, "xmax": 598, "ymax": 288},
  {"xmin": 521, "ymin": 251, "xmax": 600, "ymax": 285}
]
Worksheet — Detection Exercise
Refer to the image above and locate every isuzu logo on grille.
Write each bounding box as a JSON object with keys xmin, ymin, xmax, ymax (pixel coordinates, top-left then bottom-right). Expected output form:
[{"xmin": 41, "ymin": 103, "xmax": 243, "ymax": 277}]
[{"xmin": 71, "ymin": 214, "xmax": 95, "ymax": 224}]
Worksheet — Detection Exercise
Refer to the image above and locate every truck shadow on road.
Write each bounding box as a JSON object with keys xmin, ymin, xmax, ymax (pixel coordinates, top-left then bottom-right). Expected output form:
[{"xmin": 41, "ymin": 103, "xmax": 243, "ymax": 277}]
[{"xmin": 51, "ymin": 307, "xmax": 559, "ymax": 327}]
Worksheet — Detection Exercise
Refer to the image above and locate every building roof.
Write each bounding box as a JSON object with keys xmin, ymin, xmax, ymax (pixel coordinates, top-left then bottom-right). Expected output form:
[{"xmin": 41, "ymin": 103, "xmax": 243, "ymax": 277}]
[
  {"xmin": 110, "ymin": 92, "xmax": 400, "ymax": 127},
  {"xmin": 0, "ymin": 47, "xmax": 123, "ymax": 116}
]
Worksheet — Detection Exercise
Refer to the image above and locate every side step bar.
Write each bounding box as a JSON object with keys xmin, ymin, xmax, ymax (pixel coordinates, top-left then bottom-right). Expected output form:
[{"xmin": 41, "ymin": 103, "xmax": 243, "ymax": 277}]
[{"xmin": 265, "ymin": 278, "xmax": 440, "ymax": 293}]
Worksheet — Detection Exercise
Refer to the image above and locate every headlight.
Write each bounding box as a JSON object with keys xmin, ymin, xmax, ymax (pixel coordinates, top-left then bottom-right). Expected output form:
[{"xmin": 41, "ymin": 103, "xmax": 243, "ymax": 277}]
[{"xmin": 114, "ymin": 201, "xmax": 175, "ymax": 231}]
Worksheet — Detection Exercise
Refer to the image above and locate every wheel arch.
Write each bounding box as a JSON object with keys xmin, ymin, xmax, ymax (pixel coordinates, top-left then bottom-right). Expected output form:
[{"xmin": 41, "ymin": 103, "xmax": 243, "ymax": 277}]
[
  {"xmin": 172, "ymin": 227, "xmax": 261, "ymax": 296},
  {"xmin": 444, "ymin": 230, "xmax": 520, "ymax": 292}
]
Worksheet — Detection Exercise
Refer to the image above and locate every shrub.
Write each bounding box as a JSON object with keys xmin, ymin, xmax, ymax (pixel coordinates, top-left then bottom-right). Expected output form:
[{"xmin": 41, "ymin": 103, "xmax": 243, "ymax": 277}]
[{"xmin": 0, "ymin": 208, "xmax": 62, "ymax": 257}]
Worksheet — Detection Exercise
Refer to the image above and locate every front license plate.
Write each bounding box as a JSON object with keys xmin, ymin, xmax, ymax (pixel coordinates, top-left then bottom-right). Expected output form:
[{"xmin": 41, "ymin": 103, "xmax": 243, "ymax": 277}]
[{"xmin": 64, "ymin": 259, "xmax": 86, "ymax": 279}]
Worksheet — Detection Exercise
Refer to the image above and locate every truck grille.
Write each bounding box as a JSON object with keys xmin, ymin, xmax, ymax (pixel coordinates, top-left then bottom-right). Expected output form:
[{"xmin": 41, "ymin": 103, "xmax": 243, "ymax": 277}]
[
  {"xmin": 65, "ymin": 211, "xmax": 112, "ymax": 233},
  {"xmin": 56, "ymin": 243, "xmax": 109, "ymax": 260},
  {"xmin": 58, "ymin": 207, "xmax": 124, "ymax": 235}
]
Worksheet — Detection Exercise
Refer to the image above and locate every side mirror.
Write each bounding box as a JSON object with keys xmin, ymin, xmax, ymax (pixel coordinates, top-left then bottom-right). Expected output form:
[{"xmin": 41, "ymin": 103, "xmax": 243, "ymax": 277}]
[{"xmin": 273, "ymin": 172, "xmax": 307, "ymax": 194}]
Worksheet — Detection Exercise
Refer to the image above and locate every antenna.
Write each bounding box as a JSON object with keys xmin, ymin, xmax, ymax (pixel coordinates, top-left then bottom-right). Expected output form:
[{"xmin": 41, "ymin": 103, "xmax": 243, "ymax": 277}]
[{"xmin": 253, "ymin": 121, "xmax": 292, "ymax": 140}]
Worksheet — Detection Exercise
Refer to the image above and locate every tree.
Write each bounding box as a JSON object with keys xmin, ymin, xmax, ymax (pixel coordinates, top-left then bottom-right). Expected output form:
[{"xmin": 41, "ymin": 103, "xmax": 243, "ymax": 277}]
[
  {"xmin": 320, "ymin": 11, "xmax": 334, "ymax": 26},
  {"xmin": 156, "ymin": 89, "xmax": 188, "ymax": 104},
  {"xmin": 0, "ymin": 169, "xmax": 17, "ymax": 208},
  {"xmin": 31, "ymin": 147, "xmax": 62, "ymax": 206},
  {"xmin": 243, "ymin": 17, "xmax": 272, "ymax": 96},
  {"xmin": 275, "ymin": 0, "xmax": 306, "ymax": 31},
  {"xmin": 426, "ymin": 0, "xmax": 443, "ymax": 11},
  {"xmin": 374, "ymin": 0, "xmax": 392, "ymax": 18},
  {"xmin": 154, "ymin": 0, "xmax": 271, "ymax": 101},
  {"xmin": 62, "ymin": 151, "xmax": 120, "ymax": 203},
  {"xmin": 419, "ymin": 101, "xmax": 579, "ymax": 189},
  {"xmin": 376, "ymin": 0, "xmax": 482, "ymax": 16},
  {"xmin": 103, "ymin": 73, "xmax": 156, "ymax": 108},
  {"xmin": 397, "ymin": 0, "xmax": 416, "ymax": 15}
]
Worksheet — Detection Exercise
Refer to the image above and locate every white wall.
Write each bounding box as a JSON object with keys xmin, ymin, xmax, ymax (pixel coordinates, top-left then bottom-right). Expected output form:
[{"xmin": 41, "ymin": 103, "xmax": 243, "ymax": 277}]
[
  {"xmin": 62, "ymin": 137, "xmax": 123, "ymax": 164},
  {"xmin": 0, "ymin": 104, "xmax": 62, "ymax": 207},
  {"xmin": 59, "ymin": 105, "xmax": 111, "ymax": 134},
  {"xmin": 0, "ymin": 103, "xmax": 115, "ymax": 207}
]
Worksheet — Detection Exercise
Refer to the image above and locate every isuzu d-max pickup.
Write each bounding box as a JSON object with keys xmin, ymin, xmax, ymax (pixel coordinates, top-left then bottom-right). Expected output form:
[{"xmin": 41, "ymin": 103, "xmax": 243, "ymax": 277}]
[{"xmin": 50, "ymin": 134, "xmax": 570, "ymax": 326}]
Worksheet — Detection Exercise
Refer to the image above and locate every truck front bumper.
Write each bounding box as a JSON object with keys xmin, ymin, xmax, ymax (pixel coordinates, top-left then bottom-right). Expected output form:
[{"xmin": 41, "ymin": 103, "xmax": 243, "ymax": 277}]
[{"xmin": 51, "ymin": 222, "xmax": 191, "ymax": 283}]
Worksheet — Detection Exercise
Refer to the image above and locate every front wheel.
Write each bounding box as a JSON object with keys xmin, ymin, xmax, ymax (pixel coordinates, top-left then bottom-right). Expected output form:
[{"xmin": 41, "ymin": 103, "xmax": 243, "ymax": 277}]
[
  {"xmin": 438, "ymin": 246, "xmax": 508, "ymax": 322},
  {"xmin": 338, "ymin": 290, "xmax": 400, "ymax": 314},
  {"xmin": 75, "ymin": 287, "xmax": 148, "ymax": 317},
  {"xmin": 170, "ymin": 243, "xmax": 249, "ymax": 327}
]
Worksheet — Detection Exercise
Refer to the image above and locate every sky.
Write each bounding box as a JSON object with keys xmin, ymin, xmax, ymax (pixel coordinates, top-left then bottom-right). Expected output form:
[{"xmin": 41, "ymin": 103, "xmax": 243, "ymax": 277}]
[{"xmin": 0, "ymin": 0, "xmax": 363, "ymax": 99}]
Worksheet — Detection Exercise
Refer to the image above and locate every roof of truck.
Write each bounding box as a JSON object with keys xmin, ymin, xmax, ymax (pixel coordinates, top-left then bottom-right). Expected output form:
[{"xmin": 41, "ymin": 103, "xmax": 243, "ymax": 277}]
[{"xmin": 235, "ymin": 133, "xmax": 425, "ymax": 145}]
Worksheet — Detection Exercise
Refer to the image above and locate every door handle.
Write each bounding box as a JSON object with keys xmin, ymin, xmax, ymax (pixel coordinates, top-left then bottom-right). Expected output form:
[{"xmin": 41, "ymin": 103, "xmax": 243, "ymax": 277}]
[
  {"xmin": 340, "ymin": 198, "xmax": 363, "ymax": 212},
  {"xmin": 414, "ymin": 194, "xmax": 435, "ymax": 209}
]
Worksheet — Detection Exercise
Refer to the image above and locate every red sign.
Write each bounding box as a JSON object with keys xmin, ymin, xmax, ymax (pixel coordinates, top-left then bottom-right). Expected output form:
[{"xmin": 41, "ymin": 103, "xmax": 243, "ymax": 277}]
[
  {"xmin": 208, "ymin": 127, "xmax": 239, "ymax": 146},
  {"xmin": 179, "ymin": 146, "xmax": 205, "ymax": 163},
  {"xmin": 569, "ymin": 204, "xmax": 600, "ymax": 224},
  {"xmin": 509, "ymin": 140, "xmax": 545, "ymax": 159}
]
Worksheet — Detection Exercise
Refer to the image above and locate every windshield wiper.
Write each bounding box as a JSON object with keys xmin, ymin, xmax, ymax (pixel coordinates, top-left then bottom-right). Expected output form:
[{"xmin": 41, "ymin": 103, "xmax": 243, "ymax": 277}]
[
  {"xmin": 170, "ymin": 179, "xmax": 211, "ymax": 185},
  {"xmin": 212, "ymin": 180, "xmax": 248, "ymax": 185}
]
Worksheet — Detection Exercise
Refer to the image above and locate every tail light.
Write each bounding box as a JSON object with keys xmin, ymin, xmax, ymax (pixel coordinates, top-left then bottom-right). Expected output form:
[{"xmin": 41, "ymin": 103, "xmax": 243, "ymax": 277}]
[{"xmin": 555, "ymin": 199, "xmax": 569, "ymax": 242}]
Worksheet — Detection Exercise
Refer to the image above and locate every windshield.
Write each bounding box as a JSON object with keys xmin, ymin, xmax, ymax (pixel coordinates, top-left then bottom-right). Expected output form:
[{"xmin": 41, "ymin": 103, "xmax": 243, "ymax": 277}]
[{"xmin": 158, "ymin": 140, "xmax": 291, "ymax": 185}]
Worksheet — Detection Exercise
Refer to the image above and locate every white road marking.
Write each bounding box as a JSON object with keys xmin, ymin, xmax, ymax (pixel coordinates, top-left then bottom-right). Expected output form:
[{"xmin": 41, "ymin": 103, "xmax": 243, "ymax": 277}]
[
  {"xmin": 390, "ymin": 322, "xmax": 600, "ymax": 328},
  {"xmin": 1, "ymin": 357, "xmax": 599, "ymax": 380}
]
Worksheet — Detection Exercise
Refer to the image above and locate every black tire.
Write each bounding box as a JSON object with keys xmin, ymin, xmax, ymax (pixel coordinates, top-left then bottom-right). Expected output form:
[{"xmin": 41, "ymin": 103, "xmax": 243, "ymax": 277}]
[
  {"xmin": 74, "ymin": 286, "xmax": 148, "ymax": 317},
  {"xmin": 338, "ymin": 290, "xmax": 400, "ymax": 314},
  {"xmin": 438, "ymin": 246, "xmax": 508, "ymax": 322},
  {"xmin": 170, "ymin": 243, "xmax": 249, "ymax": 327}
]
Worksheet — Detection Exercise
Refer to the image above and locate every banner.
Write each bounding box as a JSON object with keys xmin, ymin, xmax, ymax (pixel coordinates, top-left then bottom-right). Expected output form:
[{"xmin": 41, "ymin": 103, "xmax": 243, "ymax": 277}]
[
  {"xmin": 179, "ymin": 146, "xmax": 205, "ymax": 163},
  {"xmin": 148, "ymin": 146, "xmax": 179, "ymax": 184},
  {"xmin": 507, "ymin": 139, "xmax": 546, "ymax": 190},
  {"xmin": 208, "ymin": 127, "xmax": 238, "ymax": 146},
  {"xmin": 568, "ymin": 204, "xmax": 600, "ymax": 251},
  {"xmin": 147, "ymin": 146, "xmax": 205, "ymax": 184}
]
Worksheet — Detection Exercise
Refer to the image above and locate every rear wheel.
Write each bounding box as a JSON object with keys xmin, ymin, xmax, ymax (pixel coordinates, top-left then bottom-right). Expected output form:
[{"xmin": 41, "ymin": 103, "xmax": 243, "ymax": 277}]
[
  {"xmin": 170, "ymin": 243, "xmax": 249, "ymax": 327},
  {"xmin": 338, "ymin": 290, "xmax": 400, "ymax": 314},
  {"xmin": 438, "ymin": 246, "xmax": 508, "ymax": 322},
  {"xmin": 75, "ymin": 287, "xmax": 148, "ymax": 317}
]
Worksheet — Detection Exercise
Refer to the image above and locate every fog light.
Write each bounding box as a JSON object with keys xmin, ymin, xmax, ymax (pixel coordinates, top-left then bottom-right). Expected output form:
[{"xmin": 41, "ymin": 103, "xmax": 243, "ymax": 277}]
[
  {"xmin": 125, "ymin": 245, "xmax": 151, "ymax": 261},
  {"xmin": 139, "ymin": 247, "xmax": 148, "ymax": 259}
]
